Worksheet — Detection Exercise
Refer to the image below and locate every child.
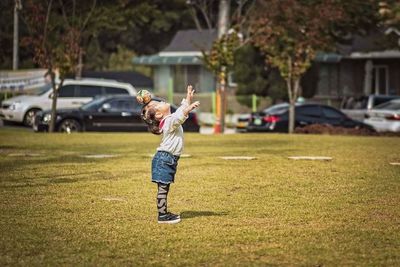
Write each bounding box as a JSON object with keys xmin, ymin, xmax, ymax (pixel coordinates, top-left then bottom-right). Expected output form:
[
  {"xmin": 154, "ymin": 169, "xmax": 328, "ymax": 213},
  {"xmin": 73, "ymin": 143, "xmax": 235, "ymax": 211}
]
[{"xmin": 138, "ymin": 85, "xmax": 200, "ymax": 224}]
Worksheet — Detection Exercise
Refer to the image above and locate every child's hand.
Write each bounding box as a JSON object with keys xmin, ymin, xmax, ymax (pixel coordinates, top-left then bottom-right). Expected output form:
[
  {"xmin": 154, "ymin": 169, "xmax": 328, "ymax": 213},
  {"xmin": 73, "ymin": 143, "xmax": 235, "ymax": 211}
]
[
  {"xmin": 186, "ymin": 85, "xmax": 195, "ymax": 103},
  {"xmin": 183, "ymin": 101, "xmax": 200, "ymax": 116},
  {"xmin": 189, "ymin": 101, "xmax": 200, "ymax": 111}
]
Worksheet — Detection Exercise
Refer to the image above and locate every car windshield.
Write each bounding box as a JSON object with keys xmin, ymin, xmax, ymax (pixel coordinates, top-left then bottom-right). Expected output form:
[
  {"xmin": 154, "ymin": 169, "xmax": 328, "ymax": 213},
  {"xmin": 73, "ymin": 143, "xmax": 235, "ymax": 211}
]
[
  {"xmin": 374, "ymin": 101, "xmax": 400, "ymax": 111},
  {"xmin": 30, "ymin": 83, "xmax": 53, "ymax": 96},
  {"xmin": 80, "ymin": 97, "xmax": 107, "ymax": 111}
]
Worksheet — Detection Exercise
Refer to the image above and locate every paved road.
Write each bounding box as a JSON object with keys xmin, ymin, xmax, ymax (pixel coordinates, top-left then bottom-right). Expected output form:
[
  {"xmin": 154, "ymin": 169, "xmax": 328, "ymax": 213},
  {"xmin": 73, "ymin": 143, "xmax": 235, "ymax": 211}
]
[{"xmin": 199, "ymin": 126, "xmax": 236, "ymax": 135}]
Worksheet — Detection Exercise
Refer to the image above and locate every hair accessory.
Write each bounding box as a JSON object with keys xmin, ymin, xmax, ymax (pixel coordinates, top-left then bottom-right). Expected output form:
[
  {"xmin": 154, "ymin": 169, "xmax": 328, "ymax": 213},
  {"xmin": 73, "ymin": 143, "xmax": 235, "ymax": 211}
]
[{"xmin": 136, "ymin": 89, "xmax": 152, "ymax": 105}]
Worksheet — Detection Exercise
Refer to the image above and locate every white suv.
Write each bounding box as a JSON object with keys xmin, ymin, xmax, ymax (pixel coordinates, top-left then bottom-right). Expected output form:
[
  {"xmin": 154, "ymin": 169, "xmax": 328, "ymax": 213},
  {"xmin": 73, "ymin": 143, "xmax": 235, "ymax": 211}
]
[{"xmin": 0, "ymin": 78, "xmax": 136, "ymax": 126}]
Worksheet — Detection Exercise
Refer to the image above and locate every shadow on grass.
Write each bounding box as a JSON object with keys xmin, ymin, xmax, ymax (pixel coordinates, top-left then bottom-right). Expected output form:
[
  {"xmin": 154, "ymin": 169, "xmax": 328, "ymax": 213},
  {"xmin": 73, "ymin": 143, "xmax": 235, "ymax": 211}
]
[
  {"xmin": 0, "ymin": 170, "xmax": 115, "ymax": 188},
  {"xmin": 180, "ymin": 210, "xmax": 228, "ymax": 219}
]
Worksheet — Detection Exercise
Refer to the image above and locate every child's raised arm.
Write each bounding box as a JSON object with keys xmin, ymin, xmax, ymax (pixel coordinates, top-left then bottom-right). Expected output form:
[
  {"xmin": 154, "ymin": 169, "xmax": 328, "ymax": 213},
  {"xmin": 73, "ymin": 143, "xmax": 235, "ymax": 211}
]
[{"xmin": 183, "ymin": 101, "xmax": 200, "ymax": 117}]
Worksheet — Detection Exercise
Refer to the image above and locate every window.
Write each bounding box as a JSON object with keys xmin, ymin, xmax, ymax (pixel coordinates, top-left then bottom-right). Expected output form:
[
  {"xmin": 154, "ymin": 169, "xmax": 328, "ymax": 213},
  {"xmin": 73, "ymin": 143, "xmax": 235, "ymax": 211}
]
[
  {"xmin": 173, "ymin": 65, "xmax": 200, "ymax": 93},
  {"xmin": 375, "ymin": 101, "xmax": 400, "ymax": 110},
  {"xmin": 322, "ymin": 107, "xmax": 344, "ymax": 119},
  {"xmin": 58, "ymin": 85, "xmax": 75, "ymax": 97},
  {"xmin": 373, "ymin": 96, "xmax": 397, "ymax": 107},
  {"xmin": 76, "ymin": 85, "xmax": 102, "ymax": 97},
  {"xmin": 263, "ymin": 104, "xmax": 289, "ymax": 114},
  {"xmin": 104, "ymin": 87, "xmax": 129, "ymax": 95},
  {"xmin": 297, "ymin": 106, "xmax": 322, "ymax": 117},
  {"xmin": 107, "ymin": 100, "xmax": 135, "ymax": 112},
  {"xmin": 371, "ymin": 65, "xmax": 389, "ymax": 95}
]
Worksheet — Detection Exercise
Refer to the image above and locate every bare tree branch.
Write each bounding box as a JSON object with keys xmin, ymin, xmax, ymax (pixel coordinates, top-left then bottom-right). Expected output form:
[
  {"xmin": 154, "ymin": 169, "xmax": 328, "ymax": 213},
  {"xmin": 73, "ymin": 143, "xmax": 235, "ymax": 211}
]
[
  {"xmin": 58, "ymin": 0, "xmax": 71, "ymax": 28},
  {"xmin": 81, "ymin": 0, "xmax": 97, "ymax": 32},
  {"xmin": 194, "ymin": 0, "xmax": 214, "ymax": 30},
  {"xmin": 188, "ymin": 5, "xmax": 203, "ymax": 31},
  {"xmin": 43, "ymin": 0, "xmax": 53, "ymax": 65}
]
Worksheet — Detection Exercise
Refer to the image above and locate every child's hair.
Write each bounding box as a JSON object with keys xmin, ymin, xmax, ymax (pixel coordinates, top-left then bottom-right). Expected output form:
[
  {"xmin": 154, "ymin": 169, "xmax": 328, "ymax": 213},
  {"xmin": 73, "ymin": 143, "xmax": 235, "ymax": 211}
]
[{"xmin": 141, "ymin": 105, "xmax": 162, "ymax": 135}]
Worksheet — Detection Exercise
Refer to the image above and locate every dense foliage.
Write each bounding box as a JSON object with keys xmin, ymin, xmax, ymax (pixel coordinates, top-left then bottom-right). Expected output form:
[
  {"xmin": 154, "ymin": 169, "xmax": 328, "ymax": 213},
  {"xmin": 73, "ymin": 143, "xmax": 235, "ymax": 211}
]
[{"xmin": 1, "ymin": 0, "xmax": 194, "ymax": 71}]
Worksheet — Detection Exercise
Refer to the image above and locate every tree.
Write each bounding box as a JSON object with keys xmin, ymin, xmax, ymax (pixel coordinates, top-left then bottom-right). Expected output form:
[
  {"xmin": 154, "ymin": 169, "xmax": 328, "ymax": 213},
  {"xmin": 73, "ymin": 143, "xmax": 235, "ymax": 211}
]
[
  {"xmin": 191, "ymin": 0, "xmax": 255, "ymax": 133},
  {"xmin": 251, "ymin": 0, "xmax": 344, "ymax": 133},
  {"xmin": 233, "ymin": 44, "xmax": 287, "ymax": 107},
  {"xmin": 202, "ymin": 29, "xmax": 244, "ymax": 132},
  {"xmin": 84, "ymin": 0, "xmax": 194, "ymax": 70},
  {"xmin": 21, "ymin": 0, "xmax": 96, "ymax": 132},
  {"xmin": 380, "ymin": 1, "xmax": 400, "ymax": 48}
]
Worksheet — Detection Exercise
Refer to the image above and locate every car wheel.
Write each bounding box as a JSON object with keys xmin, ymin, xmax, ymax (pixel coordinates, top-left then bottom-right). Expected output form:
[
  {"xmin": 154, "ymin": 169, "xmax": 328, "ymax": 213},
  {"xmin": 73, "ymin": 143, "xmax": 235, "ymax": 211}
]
[
  {"xmin": 58, "ymin": 119, "xmax": 82, "ymax": 133},
  {"xmin": 23, "ymin": 108, "xmax": 41, "ymax": 127}
]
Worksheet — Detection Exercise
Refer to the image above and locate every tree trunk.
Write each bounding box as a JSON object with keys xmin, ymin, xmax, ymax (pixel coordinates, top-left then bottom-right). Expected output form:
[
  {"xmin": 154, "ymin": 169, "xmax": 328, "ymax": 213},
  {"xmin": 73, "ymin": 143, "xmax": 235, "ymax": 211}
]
[
  {"xmin": 48, "ymin": 71, "xmax": 64, "ymax": 133},
  {"xmin": 287, "ymin": 78, "xmax": 300, "ymax": 134},
  {"xmin": 214, "ymin": 72, "xmax": 226, "ymax": 134},
  {"xmin": 220, "ymin": 72, "xmax": 227, "ymax": 132},
  {"xmin": 75, "ymin": 47, "xmax": 83, "ymax": 79},
  {"xmin": 48, "ymin": 70, "xmax": 58, "ymax": 133},
  {"xmin": 214, "ymin": 0, "xmax": 230, "ymax": 134},
  {"xmin": 288, "ymin": 98, "xmax": 295, "ymax": 134}
]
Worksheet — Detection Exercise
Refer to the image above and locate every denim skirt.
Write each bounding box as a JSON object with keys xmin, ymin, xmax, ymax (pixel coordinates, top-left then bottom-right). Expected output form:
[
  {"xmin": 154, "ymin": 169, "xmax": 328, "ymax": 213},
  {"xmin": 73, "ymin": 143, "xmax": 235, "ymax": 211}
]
[{"xmin": 152, "ymin": 151, "xmax": 180, "ymax": 184}]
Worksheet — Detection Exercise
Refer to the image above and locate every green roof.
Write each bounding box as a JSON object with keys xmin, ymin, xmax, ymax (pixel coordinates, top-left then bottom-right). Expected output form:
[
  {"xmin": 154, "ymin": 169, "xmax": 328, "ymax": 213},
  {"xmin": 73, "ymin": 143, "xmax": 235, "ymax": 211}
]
[
  {"xmin": 314, "ymin": 53, "xmax": 342, "ymax": 63},
  {"xmin": 132, "ymin": 55, "xmax": 203, "ymax": 65},
  {"xmin": 133, "ymin": 53, "xmax": 342, "ymax": 66}
]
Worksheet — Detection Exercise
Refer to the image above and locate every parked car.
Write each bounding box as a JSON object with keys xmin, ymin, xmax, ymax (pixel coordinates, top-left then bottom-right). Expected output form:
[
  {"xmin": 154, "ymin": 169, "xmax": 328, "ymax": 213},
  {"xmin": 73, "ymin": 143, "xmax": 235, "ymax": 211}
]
[
  {"xmin": 246, "ymin": 103, "xmax": 374, "ymax": 133},
  {"xmin": 236, "ymin": 114, "xmax": 251, "ymax": 132},
  {"xmin": 0, "ymin": 78, "xmax": 136, "ymax": 126},
  {"xmin": 364, "ymin": 99, "xmax": 400, "ymax": 132},
  {"xmin": 236, "ymin": 103, "xmax": 290, "ymax": 132},
  {"xmin": 33, "ymin": 95, "xmax": 200, "ymax": 133},
  {"xmin": 340, "ymin": 94, "xmax": 400, "ymax": 122}
]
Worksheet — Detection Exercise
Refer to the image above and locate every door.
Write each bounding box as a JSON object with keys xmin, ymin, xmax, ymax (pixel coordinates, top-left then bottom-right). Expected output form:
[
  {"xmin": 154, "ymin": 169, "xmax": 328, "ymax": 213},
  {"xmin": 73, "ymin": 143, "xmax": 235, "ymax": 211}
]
[
  {"xmin": 57, "ymin": 85, "xmax": 79, "ymax": 109},
  {"xmin": 296, "ymin": 106, "xmax": 324, "ymax": 126},
  {"xmin": 322, "ymin": 106, "xmax": 348, "ymax": 127},
  {"xmin": 74, "ymin": 85, "xmax": 103, "ymax": 106},
  {"xmin": 88, "ymin": 99, "xmax": 143, "ymax": 131},
  {"xmin": 57, "ymin": 84, "xmax": 102, "ymax": 109}
]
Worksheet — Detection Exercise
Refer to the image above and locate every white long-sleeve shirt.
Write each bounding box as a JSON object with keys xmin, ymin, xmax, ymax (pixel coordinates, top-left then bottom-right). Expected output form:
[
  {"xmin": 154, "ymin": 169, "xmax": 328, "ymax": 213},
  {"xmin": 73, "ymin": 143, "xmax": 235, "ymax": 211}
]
[{"xmin": 157, "ymin": 99, "xmax": 189, "ymax": 156}]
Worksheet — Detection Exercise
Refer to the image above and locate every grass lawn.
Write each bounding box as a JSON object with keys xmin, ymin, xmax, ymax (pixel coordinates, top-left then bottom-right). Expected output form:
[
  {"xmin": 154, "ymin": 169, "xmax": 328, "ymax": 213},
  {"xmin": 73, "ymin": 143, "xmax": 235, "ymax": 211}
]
[{"xmin": 0, "ymin": 128, "xmax": 399, "ymax": 266}]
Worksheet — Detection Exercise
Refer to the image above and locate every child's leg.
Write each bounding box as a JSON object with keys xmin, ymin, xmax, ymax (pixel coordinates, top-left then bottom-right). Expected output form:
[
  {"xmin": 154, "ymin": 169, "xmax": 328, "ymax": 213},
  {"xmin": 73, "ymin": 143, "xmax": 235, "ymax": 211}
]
[{"xmin": 157, "ymin": 182, "xmax": 170, "ymax": 216}]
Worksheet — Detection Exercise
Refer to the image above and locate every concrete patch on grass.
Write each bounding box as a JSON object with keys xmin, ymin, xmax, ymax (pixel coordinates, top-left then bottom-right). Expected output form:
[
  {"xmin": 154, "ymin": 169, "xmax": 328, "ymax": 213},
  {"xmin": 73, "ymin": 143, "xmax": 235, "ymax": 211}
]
[
  {"xmin": 81, "ymin": 154, "xmax": 119, "ymax": 159},
  {"xmin": 389, "ymin": 162, "xmax": 400, "ymax": 166},
  {"xmin": 219, "ymin": 156, "xmax": 256, "ymax": 160},
  {"xmin": 8, "ymin": 153, "xmax": 43, "ymax": 157},
  {"xmin": 288, "ymin": 156, "xmax": 332, "ymax": 161}
]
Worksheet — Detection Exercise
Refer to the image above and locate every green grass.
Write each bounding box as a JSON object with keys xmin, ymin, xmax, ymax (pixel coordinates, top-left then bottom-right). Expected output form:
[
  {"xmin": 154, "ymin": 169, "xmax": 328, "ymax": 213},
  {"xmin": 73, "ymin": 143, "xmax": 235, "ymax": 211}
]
[{"xmin": 0, "ymin": 128, "xmax": 399, "ymax": 266}]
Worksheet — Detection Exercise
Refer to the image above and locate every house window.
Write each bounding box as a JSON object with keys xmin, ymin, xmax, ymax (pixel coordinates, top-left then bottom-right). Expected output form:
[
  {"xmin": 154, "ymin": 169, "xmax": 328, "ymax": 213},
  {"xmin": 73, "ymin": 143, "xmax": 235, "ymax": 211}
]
[
  {"xmin": 173, "ymin": 65, "xmax": 200, "ymax": 92},
  {"xmin": 372, "ymin": 65, "xmax": 389, "ymax": 95},
  {"xmin": 228, "ymin": 72, "xmax": 237, "ymax": 87}
]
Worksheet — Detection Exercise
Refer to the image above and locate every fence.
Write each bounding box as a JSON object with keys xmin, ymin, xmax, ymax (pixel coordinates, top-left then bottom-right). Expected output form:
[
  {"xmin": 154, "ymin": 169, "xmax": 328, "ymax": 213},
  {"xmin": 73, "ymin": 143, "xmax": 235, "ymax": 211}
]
[{"xmin": 155, "ymin": 92, "xmax": 273, "ymax": 126}]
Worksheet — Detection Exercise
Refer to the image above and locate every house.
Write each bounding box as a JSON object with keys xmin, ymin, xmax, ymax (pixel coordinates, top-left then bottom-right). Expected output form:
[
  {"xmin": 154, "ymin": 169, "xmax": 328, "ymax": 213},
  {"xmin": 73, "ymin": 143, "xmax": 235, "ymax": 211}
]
[
  {"xmin": 134, "ymin": 28, "xmax": 400, "ymax": 112},
  {"xmin": 311, "ymin": 30, "xmax": 400, "ymax": 106},
  {"xmin": 132, "ymin": 29, "xmax": 217, "ymax": 94}
]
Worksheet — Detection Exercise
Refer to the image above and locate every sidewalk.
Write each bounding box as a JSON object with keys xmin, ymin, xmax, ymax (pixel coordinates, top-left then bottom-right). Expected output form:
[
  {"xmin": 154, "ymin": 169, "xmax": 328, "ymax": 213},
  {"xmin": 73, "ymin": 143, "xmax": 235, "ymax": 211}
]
[{"xmin": 200, "ymin": 126, "xmax": 236, "ymax": 135}]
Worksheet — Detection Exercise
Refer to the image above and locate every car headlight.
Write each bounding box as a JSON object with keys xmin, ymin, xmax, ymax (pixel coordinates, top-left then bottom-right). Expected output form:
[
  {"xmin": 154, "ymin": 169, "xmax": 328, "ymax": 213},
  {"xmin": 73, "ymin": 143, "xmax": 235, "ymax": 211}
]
[
  {"xmin": 9, "ymin": 102, "xmax": 21, "ymax": 110},
  {"xmin": 42, "ymin": 114, "xmax": 61, "ymax": 123},
  {"xmin": 43, "ymin": 114, "xmax": 52, "ymax": 122}
]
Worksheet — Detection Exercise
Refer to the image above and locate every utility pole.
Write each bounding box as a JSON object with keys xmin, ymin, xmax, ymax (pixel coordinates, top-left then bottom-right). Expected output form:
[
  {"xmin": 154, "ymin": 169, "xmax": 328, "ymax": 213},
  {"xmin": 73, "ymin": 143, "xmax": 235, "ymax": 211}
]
[
  {"xmin": 214, "ymin": 0, "xmax": 230, "ymax": 134},
  {"xmin": 13, "ymin": 0, "xmax": 22, "ymax": 70}
]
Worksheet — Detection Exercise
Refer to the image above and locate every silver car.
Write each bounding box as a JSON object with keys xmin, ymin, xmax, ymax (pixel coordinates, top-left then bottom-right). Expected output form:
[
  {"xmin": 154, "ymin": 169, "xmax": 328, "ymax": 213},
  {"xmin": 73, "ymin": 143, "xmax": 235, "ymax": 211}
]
[
  {"xmin": 364, "ymin": 99, "xmax": 400, "ymax": 132},
  {"xmin": 0, "ymin": 78, "xmax": 136, "ymax": 126}
]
